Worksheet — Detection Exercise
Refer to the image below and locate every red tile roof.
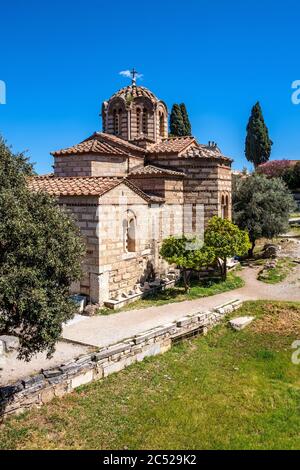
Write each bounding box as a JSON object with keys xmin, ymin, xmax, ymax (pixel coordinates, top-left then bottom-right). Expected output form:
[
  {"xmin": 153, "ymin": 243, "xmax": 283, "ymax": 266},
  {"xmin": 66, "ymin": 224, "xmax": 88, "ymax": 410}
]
[
  {"xmin": 182, "ymin": 144, "xmax": 232, "ymax": 162},
  {"xmin": 147, "ymin": 137, "xmax": 231, "ymax": 161},
  {"xmin": 51, "ymin": 133, "xmax": 145, "ymax": 158},
  {"xmin": 129, "ymin": 164, "xmax": 185, "ymax": 178},
  {"xmin": 28, "ymin": 175, "xmax": 162, "ymax": 202},
  {"xmin": 51, "ymin": 133, "xmax": 231, "ymax": 162},
  {"xmin": 148, "ymin": 136, "xmax": 196, "ymax": 155},
  {"xmin": 28, "ymin": 175, "xmax": 121, "ymax": 196}
]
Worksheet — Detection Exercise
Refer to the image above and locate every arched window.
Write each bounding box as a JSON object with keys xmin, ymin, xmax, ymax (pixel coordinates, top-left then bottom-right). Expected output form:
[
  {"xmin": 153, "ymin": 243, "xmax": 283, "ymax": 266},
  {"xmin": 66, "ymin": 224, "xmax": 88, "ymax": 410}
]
[
  {"xmin": 127, "ymin": 217, "xmax": 136, "ymax": 252},
  {"xmin": 113, "ymin": 108, "xmax": 122, "ymax": 135},
  {"xmin": 124, "ymin": 211, "xmax": 136, "ymax": 253},
  {"xmin": 142, "ymin": 108, "xmax": 148, "ymax": 134},
  {"xmin": 221, "ymin": 195, "xmax": 225, "ymax": 219},
  {"xmin": 224, "ymin": 195, "xmax": 229, "ymax": 219},
  {"xmin": 221, "ymin": 194, "xmax": 229, "ymax": 219},
  {"xmin": 118, "ymin": 108, "xmax": 122, "ymax": 134},
  {"xmin": 113, "ymin": 109, "xmax": 119, "ymax": 135},
  {"xmin": 159, "ymin": 111, "xmax": 164, "ymax": 137},
  {"xmin": 136, "ymin": 107, "xmax": 142, "ymax": 134}
]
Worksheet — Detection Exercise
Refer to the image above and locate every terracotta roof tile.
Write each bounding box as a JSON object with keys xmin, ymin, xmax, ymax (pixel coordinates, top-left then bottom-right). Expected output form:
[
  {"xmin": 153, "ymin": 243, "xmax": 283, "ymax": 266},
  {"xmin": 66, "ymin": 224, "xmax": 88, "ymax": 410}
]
[
  {"xmin": 51, "ymin": 139, "xmax": 125, "ymax": 157},
  {"xmin": 129, "ymin": 164, "xmax": 185, "ymax": 178},
  {"xmin": 93, "ymin": 133, "xmax": 145, "ymax": 153},
  {"xmin": 28, "ymin": 175, "xmax": 162, "ymax": 203},
  {"xmin": 28, "ymin": 175, "xmax": 122, "ymax": 197},
  {"xmin": 51, "ymin": 133, "xmax": 145, "ymax": 158},
  {"xmin": 147, "ymin": 136, "xmax": 231, "ymax": 162},
  {"xmin": 147, "ymin": 136, "xmax": 196, "ymax": 154},
  {"xmin": 182, "ymin": 144, "xmax": 232, "ymax": 162},
  {"xmin": 142, "ymin": 193, "xmax": 165, "ymax": 203}
]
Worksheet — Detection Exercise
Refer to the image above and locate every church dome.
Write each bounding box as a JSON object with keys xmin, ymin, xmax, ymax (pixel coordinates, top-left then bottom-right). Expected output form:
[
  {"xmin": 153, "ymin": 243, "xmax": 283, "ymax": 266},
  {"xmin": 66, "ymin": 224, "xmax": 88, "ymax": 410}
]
[
  {"xmin": 102, "ymin": 75, "xmax": 168, "ymax": 143},
  {"xmin": 108, "ymin": 85, "xmax": 159, "ymax": 105}
]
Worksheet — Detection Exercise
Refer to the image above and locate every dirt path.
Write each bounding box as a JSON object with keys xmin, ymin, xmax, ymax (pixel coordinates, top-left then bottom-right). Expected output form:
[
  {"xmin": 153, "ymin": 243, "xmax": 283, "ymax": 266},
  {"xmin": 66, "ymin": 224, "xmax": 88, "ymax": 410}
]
[{"xmin": 61, "ymin": 258, "xmax": 300, "ymax": 349}]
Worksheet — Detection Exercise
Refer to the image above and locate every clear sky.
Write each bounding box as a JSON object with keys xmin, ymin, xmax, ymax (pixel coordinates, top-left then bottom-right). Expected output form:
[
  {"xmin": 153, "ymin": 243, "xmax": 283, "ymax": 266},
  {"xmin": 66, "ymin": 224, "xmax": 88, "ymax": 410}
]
[{"xmin": 1, "ymin": 0, "xmax": 300, "ymax": 173}]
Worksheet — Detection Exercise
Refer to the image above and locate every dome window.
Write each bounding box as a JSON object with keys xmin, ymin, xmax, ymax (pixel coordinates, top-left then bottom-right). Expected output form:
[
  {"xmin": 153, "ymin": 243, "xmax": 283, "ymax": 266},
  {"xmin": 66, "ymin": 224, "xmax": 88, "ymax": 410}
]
[
  {"xmin": 136, "ymin": 107, "xmax": 142, "ymax": 134},
  {"xmin": 142, "ymin": 108, "xmax": 148, "ymax": 135},
  {"xmin": 159, "ymin": 111, "xmax": 165, "ymax": 137},
  {"xmin": 113, "ymin": 108, "xmax": 122, "ymax": 135}
]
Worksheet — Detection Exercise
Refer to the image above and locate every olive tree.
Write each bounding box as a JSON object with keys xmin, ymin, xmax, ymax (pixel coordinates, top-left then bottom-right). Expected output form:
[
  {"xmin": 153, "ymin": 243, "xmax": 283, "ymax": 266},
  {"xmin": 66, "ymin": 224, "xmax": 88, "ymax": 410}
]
[
  {"xmin": 204, "ymin": 216, "xmax": 250, "ymax": 279},
  {"xmin": 160, "ymin": 236, "xmax": 214, "ymax": 292},
  {"xmin": 233, "ymin": 174, "xmax": 295, "ymax": 257}
]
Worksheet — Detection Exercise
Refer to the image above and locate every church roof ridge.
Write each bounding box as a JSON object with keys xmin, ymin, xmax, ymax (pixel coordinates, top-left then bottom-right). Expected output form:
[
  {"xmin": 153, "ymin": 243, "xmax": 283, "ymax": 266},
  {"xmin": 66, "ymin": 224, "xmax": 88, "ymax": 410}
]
[
  {"xmin": 92, "ymin": 132, "xmax": 145, "ymax": 153},
  {"xmin": 51, "ymin": 132, "xmax": 145, "ymax": 158},
  {"xmin": 147, "ymin": 136, "xmax": 196, "ymax": 154}
]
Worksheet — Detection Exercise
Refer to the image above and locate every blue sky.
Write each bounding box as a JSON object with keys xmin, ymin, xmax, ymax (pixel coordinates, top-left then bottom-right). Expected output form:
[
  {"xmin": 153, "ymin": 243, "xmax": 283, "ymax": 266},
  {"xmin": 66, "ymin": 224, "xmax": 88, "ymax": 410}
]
[{"xmin": 0, "ymin": 0, "xmax": 300, "ymax": 173}]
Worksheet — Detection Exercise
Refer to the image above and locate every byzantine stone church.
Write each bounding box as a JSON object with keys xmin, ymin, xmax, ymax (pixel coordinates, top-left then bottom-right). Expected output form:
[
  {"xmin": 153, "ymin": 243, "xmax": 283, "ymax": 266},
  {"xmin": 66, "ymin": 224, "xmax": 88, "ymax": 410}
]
[{"xmin": 29, "ymin": 73, "xmax": 232, "ymax": 307}]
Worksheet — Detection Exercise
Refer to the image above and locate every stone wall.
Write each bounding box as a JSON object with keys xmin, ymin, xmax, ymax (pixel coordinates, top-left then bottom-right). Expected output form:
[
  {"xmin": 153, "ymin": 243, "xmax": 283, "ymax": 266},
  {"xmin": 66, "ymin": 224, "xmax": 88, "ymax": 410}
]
[
  {"xmin": 129, "ymin": 176, "xmax": 165, "ymax": 197},
  {"xmin": 218, "ymin": 164, "xmax": 232, "ymax": 220},
  {"xmin": 54, "ymin": 154, "xmax": 144, "ymax": 177},
  {"xmin": 56, "ymin": 161, "xmax": 231, "ymax": 304},
  {"xmin": 129, "ymin": 176, "xmax": 184, "ymax": 203},
  {"xmin": 0, "ymin": 299, "xmax": 243, "ymax": 421},
  {"xmin": 98, "ymin": 185, "xmax": 163, "ymax": 302},
  {"xmin": 59, "ymin": 185, "xmax": 184, "ymax": 305},
  {"xmin": 59, "ymin": 196, "xmax": 101, "ymax": 302},
  {"xmin": 146, "ymin": 154, "xmax": 232, "ymax": 226}
]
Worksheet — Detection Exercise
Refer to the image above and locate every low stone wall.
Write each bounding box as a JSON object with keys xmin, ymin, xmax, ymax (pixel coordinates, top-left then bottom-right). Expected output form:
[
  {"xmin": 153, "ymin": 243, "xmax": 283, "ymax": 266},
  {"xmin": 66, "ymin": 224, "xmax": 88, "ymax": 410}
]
[{"xmin": 0, "ymin": 299, "xmax": 243, "ymax": 421}]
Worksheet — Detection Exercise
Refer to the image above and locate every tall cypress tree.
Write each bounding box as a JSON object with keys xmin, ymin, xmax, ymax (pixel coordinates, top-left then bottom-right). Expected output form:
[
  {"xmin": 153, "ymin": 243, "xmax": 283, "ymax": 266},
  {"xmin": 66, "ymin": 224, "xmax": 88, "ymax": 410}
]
[
  {"xmin": 180, "ymin": 103, "xmax": 192, "ymax": 136},
  {"xmin": 169, "ymin": 104, "xmax": 185, "ymax": 136},
  {"xmin": 245, "ymin": 102, "xmax": 273, "ymax": 168}
]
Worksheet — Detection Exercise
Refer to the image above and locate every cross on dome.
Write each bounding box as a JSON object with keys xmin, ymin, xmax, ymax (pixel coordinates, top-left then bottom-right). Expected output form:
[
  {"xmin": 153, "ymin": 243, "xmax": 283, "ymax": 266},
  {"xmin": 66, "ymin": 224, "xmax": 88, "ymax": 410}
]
[{"xmin": 130, "ymin": 68, "xmax": 139, "ymax": 85}]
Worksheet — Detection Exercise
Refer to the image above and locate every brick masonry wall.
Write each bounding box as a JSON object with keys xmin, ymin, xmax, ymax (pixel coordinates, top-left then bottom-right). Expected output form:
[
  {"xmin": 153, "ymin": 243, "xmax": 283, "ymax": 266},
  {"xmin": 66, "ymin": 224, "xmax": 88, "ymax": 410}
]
[
  {"xmin": 59, "ymin": 184, "xmax": 184, "ymax": 304},
  {"xmin": 55, "ymin": 157, "xmax": 231, "ymax": 303},
  {"xmin": 0, "ymin": 299, "xmax": 243, "ymax": 420},
  {"xmin": 129, "ymin": 177, "xmax": 184, "ymax": 203},
  {"xmin": 54, "ymin": 153, "xmax": 144, "ymax": 177},
  {"xmin": 129, "ymin": 177, "xmax": 165, "ymax": 197},
  {"xmin": 54, "ymin": 154, "xmax": 92, "ymax": 177},
  {"xmin": 146, "ymin": 154, "xmax": 232, "ymax": 226},
  {"xmin": 98, "ymin": 185, "xmax": 164, "ymax": 302},
  {"xmin": 218, "ymin": 164, "xmax": 232, "ymax": 220},
  {"xmin": 59, "ymin": 196, "xmax": 101, "ymax": 302}
]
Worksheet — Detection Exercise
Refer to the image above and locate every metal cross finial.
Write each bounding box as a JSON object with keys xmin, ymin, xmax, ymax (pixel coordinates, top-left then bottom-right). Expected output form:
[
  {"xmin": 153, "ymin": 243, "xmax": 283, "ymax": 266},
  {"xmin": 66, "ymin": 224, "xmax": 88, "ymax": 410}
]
[{"xmin": 130, "ymin": 68, "xmax": 138, "ymax": 85}]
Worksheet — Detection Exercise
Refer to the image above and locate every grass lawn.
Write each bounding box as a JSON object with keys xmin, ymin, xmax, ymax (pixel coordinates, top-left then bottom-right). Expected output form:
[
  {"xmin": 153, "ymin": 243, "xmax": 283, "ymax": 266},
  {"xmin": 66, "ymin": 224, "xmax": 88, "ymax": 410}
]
[
  {"xmin": 1, "ymin": 300, "xmax": 300, "ymax": 450},
  {"xmin": 98, "ymin": 272, "xmax": 244, "ymax": 315},
  {"xmin": 257, "ymin": 257, "xmax": 295, "ymax": 284}
]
